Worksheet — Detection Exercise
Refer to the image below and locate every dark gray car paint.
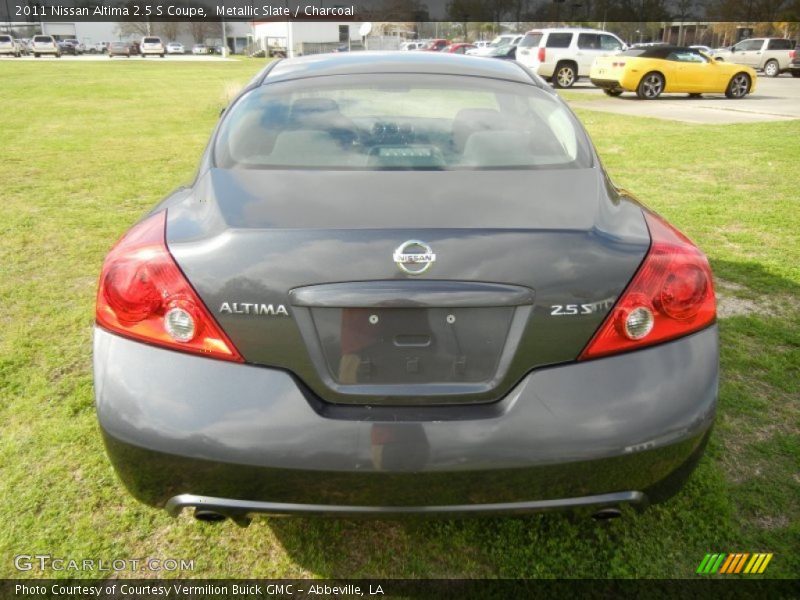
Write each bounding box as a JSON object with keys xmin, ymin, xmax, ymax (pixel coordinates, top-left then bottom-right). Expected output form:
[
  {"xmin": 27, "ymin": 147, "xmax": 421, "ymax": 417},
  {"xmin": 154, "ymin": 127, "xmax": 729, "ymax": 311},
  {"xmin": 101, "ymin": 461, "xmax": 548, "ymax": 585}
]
[
  {"xmin": 94, "ymin": 324, "xmax": 717, "ymax": 509},
  {"xmin": 165, "ymin": 168, "xmax": 649, "ymax": 405},
  {"xmin": 97, "ymin": 53, "xmax": 716, "ymax": 514},
  {"xmin": 157, "ymin": 56, "xmax": 650, "ymax": 406}
]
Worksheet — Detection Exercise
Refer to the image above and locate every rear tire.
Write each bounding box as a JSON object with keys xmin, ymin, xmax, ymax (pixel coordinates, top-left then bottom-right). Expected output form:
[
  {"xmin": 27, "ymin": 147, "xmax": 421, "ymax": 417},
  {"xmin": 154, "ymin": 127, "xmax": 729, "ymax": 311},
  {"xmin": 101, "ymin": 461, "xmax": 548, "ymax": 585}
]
[
  {"xmin": 636, "ymin": 72, "xmax": 665, "ymax": 99},
  {"xmin": 34, "ymin": 53, "xmax": 40, "ymax": 58},
  {"xmin": 553, "ymin": 62, "xmax": 577, "ymax": 88},
  {"xmin": 763, "ymin": 60, "xmax": 779, "ymax": 77},
  {"xmin": 603, "ymin": 88, "xmax": 623, "ymax": 97},
  {"xmin": 688, "ymin": 93, "xmax": 702, "ymax": 98},
  {"xmin": 791, "ymin": 72, "xmax": 800, "ymax": 78},
  {"xmin": 725, "ymin": 72, "xmax": 751, "ymax": 98}
]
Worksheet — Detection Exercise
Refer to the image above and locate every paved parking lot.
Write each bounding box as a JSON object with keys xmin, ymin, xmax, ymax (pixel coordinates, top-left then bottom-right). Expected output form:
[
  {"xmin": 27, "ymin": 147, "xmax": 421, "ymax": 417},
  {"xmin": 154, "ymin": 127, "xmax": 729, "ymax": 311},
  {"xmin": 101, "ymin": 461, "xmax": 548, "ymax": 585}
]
[{"xmin": 566, "ymin": 75, "xmax": 800, "ymax": 124}]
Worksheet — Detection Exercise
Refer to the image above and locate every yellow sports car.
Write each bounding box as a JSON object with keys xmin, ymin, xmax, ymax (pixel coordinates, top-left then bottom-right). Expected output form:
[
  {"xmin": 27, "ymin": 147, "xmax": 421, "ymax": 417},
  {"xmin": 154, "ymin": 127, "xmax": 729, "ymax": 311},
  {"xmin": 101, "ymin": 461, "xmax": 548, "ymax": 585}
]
[{"xmin": 590, "ymin": 45, "xmax": 757, "ymax": 99}]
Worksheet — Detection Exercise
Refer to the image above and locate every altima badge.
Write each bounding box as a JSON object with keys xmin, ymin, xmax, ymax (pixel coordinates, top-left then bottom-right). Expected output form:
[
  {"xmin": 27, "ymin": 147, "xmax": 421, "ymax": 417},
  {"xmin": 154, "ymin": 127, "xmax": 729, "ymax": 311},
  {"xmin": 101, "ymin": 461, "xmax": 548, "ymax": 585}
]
[
  {"xmin": 219, "ymin": 302, "xmax": 289, "ymax": 316},
  {"xmin": 393, "ymin": 240, "xmax": 436, "ymax": 275}
]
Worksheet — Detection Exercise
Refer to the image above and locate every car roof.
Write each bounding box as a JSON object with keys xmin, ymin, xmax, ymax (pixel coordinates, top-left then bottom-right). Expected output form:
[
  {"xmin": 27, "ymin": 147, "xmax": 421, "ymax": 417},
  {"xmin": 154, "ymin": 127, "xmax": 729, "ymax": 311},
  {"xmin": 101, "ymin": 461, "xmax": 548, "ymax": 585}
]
[{"xmin": 264, "ymin": 51, "xmax": 538, "ymax": 86}]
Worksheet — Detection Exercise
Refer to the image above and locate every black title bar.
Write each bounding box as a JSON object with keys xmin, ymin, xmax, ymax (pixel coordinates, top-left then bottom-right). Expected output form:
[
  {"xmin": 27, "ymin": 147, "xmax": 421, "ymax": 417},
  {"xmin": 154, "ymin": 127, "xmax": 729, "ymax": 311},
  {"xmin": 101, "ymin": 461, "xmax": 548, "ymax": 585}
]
[{"xmin": 3, "ymin": 0, "xmax": 800, "ymax": 23}]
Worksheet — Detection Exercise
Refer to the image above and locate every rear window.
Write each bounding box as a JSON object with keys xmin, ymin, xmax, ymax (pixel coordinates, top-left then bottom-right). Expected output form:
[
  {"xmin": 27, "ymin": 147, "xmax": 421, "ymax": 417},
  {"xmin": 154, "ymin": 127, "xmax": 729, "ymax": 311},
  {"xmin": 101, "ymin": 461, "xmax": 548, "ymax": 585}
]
[
  {"xmin": 490, "ymin": 35, "xmax": 513, "ymax": 46},
  {"xmin": 33, "ymin": 36, "xmax": 52, "ymax": 42},
  {"xmin": 546, "ymin": 33, "xmax": 573, "ymax": 48},
  {"xmin": 767, "ymin": 39, "xmax": 795, "ymax": 50},
  {"xmin": 0, "ymin": 36, "xmax": 11, "ymax": 42},
  {"xmin": 143, "ymin": 37, "xmax": 161, "ymax": 44},
  {"xmin": 519, "ymin": 33, "xmax": 543, "ymax": 48},
  {"xmin": 215, "ymin": 74, "xmax": 592, "ymax": 171}
]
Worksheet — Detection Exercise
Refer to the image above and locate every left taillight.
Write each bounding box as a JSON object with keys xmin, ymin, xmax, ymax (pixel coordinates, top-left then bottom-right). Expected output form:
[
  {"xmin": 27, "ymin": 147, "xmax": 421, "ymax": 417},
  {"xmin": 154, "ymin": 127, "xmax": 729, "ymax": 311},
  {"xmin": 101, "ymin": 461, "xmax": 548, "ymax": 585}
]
[
  {"xmin": 96, "ymin": 211, "xmax": 243, "ymax": 362},
  {"xmin": 579, "ymin": 211, "xmax": 716, "ymax": 360}
]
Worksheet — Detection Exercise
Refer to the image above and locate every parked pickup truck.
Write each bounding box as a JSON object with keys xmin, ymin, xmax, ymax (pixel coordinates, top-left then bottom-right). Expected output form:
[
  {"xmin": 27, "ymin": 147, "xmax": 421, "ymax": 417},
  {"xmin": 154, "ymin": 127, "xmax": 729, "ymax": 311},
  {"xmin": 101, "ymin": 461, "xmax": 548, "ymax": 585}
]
[
  {"xmin": 714, "ymin": 38, "xmax": 796, "ymax": 77},
  {"xmin": 789, "ymin": 49, "xmax": 800, "ymax": 77}
]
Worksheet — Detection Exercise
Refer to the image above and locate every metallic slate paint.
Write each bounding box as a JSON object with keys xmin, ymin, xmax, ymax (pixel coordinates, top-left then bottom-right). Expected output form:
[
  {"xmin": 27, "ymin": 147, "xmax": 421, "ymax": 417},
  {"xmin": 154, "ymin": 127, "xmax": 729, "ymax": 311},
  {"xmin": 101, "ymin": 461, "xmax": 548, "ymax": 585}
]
[
  {"xmin": 164, "ymin": 168, "xmax": 649, "ymax": 405},
  {"xmin": 95, "ymin": 52, "xmax": 717, "ymax": 515},
  {"xmin": 95, "ymin": 325, "xmax": 717, "ymax": 510}
]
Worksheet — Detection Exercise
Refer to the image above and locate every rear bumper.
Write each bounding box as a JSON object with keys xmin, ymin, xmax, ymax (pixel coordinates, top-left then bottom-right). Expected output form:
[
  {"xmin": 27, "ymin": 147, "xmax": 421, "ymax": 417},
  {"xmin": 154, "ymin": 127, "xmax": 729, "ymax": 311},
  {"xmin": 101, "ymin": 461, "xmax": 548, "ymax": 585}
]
[
  {"xmin": 94, "ymin": 325, "xmax": 718, "ymax": 514},
  {"xmin": 590, "ymin": 77, "xmax": 622, "ymax": 90},
  {"xmin": 166, "ymin": 491, "xmax": 647, "ymax": 522}
]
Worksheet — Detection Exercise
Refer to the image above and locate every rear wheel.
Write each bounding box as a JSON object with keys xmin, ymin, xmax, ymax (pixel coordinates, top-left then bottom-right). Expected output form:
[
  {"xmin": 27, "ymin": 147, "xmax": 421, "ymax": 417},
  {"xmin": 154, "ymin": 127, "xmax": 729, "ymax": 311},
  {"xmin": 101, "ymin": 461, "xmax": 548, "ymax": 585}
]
[
  {"xmin": 636, "ymin": 72, "xmax": 665, "ymax": 99},
  {"xmin": 603, "ymin": 88, "xmax": 623, "ymax": 97},
  {"xmin": 34, "ymin": 53, "xmax": 39, "ymax": 58},
  {"xmin": 553, "ymin": 62, "xmax": 577, "ymax": 88},
  {"xmin": 688, "ymin": 93, "xmax": 702, "ymax": 98},
  {"xmin": 763, "ymin": 60, "xmax": 779, "ymax": 77},
  {"xmin": 791, "ymin": 71, "xmax": 800, "ymax": 78},
  {"xmin": 725, "ymin": 73, "xmax": 750, "ymax": 98}
]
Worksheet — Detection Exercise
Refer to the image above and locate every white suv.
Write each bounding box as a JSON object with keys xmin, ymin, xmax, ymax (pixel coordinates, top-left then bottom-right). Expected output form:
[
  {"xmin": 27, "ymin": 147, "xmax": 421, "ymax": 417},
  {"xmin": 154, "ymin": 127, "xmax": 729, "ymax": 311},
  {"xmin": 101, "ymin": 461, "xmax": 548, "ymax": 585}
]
[
  {"xmin": 140, "ymin": 36, "xmax": 165, "ymax": 58},
  {"xmin": 0, "ymin": 35, "xmax": 19, "ymax": 57},
  {"xmin": 31, "ymin": 34, "xmax": 61, "ymax": 58},
  {"xmin": 516, "ymin": 28, "xmax": 626, "ymax": 88}
]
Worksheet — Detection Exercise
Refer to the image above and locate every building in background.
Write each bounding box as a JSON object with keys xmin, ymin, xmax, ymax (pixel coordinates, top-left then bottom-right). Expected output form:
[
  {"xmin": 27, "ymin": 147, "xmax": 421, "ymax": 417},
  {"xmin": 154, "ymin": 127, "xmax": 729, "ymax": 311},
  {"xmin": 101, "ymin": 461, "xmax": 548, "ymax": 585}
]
[{"xmin": 252, "ymin": 21, "xmax": 363, "ymax": 57}]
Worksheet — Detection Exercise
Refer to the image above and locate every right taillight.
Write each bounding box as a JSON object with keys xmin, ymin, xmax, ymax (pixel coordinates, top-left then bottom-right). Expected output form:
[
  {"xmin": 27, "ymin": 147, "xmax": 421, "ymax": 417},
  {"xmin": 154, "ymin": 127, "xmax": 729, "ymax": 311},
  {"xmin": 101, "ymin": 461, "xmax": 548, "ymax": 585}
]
[
  {"xmin": 790, "ymin": 49, "xmax": 796, "ymax": 59},
  {"xmin": 579, "ymin": 211, "xmax": 716, "ymax": 360},
  {"xmin": 538, "ymin": 47, "xmax": 546, "ymax": 62}
]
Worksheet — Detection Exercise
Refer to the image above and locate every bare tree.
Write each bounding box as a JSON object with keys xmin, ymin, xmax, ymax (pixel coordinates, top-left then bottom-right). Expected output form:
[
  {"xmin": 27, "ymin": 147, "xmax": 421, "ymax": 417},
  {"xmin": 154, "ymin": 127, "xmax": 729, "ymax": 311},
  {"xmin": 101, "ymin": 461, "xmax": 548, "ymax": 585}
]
[
  {"xmin": 189, "ymin": 21, "xmax": 214, "ymax": 44},
  {"xmin": 115, "ymin": 22, "xmax": 149, "ymax": 39},
  {"xmin": 155, "ymin": 21, "xmax": 184, "ymax": 43}
]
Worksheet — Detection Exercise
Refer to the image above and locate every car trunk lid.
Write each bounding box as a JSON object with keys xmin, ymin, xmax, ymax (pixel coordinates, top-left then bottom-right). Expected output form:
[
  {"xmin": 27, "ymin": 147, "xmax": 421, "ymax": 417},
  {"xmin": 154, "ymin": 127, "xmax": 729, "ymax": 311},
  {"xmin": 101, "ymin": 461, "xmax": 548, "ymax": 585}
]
[{"xmin": 166, "ymin": 167, "xmax": 650, "ymax": 405}]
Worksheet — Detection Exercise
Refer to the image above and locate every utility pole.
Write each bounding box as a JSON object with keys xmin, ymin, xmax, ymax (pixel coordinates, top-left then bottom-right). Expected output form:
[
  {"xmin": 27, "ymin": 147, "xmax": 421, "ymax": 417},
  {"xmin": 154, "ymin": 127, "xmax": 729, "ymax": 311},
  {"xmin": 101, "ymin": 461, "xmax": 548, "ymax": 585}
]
[{"xmin": 221, "ymin": 17, "xmax": 228, "ymax": 56}]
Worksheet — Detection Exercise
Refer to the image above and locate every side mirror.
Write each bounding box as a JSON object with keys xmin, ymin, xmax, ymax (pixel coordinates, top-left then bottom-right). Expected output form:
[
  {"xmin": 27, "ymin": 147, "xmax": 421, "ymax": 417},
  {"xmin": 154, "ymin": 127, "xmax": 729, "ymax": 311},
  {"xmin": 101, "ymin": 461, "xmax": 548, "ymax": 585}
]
[{"xmin": 730, "ymin": 47, "xmax": 736, "ymax": 53}]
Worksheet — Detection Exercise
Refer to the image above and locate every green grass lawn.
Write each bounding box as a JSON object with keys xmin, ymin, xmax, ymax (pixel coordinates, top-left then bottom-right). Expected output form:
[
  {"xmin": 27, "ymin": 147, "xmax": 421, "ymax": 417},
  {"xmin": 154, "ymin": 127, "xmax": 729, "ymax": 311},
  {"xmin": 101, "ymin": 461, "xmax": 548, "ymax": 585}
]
[{"xmin": 0, "ymin": 60, "xmax": 797, "ymax": 580}]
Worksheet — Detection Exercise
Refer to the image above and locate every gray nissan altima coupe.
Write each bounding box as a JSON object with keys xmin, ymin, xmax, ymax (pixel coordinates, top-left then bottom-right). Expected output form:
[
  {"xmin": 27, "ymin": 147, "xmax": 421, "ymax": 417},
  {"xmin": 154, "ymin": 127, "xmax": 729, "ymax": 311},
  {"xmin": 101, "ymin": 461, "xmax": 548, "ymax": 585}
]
[{"xmin": 94, "ymin": 52, "xmax": 718, "ymax": 524}]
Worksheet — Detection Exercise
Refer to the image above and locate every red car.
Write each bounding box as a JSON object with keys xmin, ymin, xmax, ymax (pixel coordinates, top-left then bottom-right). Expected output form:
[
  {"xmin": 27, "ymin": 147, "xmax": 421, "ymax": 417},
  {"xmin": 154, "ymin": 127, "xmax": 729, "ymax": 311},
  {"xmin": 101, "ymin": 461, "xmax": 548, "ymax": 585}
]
[
  {"xmin": 422, "ymin": 39, "xmax": 448, "ymax": 51},
  {"xmin": 442, "ymin": 43, "xmax": 476, "ymax": 54}
]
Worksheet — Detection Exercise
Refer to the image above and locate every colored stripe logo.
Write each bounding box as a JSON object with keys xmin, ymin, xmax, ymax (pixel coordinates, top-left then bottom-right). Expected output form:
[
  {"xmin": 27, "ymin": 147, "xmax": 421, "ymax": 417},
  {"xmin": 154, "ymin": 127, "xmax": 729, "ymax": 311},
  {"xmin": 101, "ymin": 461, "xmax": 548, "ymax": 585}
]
[{"xmin": 697, "ymin": 553, "xmax": 773, "ymax": 574}]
